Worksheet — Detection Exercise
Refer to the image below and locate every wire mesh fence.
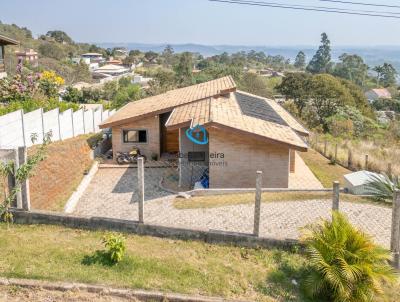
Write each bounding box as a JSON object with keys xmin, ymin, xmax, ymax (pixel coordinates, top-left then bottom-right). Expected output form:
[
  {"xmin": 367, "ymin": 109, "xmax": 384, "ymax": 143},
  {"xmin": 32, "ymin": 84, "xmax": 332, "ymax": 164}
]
[{"xmin": 310, "ymin": 133, "xmax": 398, "ymax": 176}]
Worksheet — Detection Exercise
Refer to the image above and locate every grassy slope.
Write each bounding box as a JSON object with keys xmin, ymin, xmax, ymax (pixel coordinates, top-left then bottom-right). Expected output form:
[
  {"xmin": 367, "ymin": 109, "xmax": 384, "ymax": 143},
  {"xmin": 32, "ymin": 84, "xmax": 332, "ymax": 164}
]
[
  {"xmin": 0, "ymin": 224, "xmax": 398, "ymax": 302},
  {"xmin": 299, "ymin": 149, "xmax": 351, "ymax": 188},
  {"xmin": 0, "ymin": 224, "xmax": 306, "ymax": 302},
  {"xmin": 28, "ymin": 135, "xmax": 94, "ymax": 211}
]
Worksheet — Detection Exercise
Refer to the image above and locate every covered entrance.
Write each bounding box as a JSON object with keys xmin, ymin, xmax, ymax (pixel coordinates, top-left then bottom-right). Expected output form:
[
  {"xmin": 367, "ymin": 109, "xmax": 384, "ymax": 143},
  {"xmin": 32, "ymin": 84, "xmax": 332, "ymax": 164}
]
[{"xmin": 160, "ymin": 112, "xmax": 179, "ymax": 155}]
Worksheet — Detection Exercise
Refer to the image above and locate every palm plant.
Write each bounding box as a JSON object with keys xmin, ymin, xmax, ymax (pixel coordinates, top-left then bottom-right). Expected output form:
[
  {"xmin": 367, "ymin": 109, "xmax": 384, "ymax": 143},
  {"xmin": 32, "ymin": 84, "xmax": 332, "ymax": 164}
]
[
  {"xmin": 365, "ymin": 173, "xmax": 399, "ymax": 201},
  {"xmin": 302, "ymin": 212, "xmax": 396, "ymax": 302}
]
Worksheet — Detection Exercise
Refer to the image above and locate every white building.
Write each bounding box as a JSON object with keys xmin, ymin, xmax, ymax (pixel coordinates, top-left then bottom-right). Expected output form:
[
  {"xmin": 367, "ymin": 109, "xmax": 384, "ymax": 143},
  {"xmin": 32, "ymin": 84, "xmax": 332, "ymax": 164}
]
[{"xmin": 344, "ymin": 170, "xmax": 384, "ymax": 195}]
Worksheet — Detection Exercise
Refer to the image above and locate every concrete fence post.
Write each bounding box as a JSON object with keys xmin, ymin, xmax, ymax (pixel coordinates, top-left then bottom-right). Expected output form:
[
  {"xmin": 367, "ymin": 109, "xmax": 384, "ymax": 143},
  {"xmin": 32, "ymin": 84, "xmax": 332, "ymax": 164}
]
[
  {"xmin": 365, "ymin": 154, "xmax": 369, "ymax": 170},
  {"xmin": 391, "ymin": 190, "xmax": 400, "ymax": 269},
  {"xmin": 13, "ymin": 148, "xmax": 23, "ymax": 209},
  {"xmin": 332, "ymin": 181, "xmax": 340, "ymax": 212},
  {"xmin": 253, "ymin": 171, "xmax": 263, "ymax": 237},
  {"xmin": 137, "ymin": 157, "xmax": 144, "ymax": 224},
  {"xmin": 18, "ymin": 147, "xmax": 30, "ymax": 211}
]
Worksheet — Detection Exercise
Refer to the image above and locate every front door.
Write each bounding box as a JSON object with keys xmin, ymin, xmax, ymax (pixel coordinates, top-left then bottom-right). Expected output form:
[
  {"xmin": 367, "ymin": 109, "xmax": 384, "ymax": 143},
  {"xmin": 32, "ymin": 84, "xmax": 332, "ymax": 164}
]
[{"xmin": 160, "ymin": 112, "xmax": 179, "ymax": 154}]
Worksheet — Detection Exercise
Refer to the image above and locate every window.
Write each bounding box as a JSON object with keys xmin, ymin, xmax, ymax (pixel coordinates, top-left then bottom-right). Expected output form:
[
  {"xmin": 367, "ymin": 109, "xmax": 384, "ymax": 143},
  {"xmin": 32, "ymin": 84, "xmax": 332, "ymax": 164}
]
[{"xmin": 122, "ymin": 130, "xmax": 147, "ymax": 143}]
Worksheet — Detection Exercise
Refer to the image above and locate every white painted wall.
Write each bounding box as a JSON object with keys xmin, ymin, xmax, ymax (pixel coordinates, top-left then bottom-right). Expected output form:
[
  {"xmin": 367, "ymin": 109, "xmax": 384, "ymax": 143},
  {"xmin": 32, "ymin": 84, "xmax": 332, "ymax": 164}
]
[{"xmin": 0, "ymin": 105, "xmax": 114, "ymax": 148}]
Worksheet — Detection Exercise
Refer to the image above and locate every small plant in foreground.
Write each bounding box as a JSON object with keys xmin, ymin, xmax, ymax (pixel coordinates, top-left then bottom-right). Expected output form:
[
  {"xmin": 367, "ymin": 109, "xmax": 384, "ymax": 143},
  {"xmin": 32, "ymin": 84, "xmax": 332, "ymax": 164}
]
[
  {"xmin": 302, "ymin": 211, "xmax": 396, "ymax": 302},
  {"xmin": 102, "ymin": 233, "xmax": 126, "ymax": 264}
]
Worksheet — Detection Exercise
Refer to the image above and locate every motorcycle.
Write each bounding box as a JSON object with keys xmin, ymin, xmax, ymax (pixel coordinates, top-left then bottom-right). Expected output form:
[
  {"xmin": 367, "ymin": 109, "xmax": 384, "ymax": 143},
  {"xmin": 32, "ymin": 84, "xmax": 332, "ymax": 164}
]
[{"xmin": 116, "ymin": 147, "xmax": 147, "ymax": 165}]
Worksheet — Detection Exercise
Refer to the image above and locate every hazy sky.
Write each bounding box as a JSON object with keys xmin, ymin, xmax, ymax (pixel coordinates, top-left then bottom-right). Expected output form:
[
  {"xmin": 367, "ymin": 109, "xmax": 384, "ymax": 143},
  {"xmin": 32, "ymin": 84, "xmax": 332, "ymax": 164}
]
[{"xmin": 2, "ymin": 0, "xmax": 400, "ymax": 46}]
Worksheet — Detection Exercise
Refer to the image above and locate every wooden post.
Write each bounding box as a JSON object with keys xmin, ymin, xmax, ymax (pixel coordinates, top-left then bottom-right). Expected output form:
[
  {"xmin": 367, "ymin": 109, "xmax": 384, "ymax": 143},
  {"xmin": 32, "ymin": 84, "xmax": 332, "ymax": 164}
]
[
  {"xmin": 388, "ymin": 163, "xmax": 392, "ymax": 178},
  {"xmin": 391, "ymin": 189, "xmax": 400, "ymax": 269},
  {"xmin": 253, "ymin": 171, "xmax": 263, "ymax": 237},
  {"xmin": 137, "ymin": 157, "xmax": 144, "ymax": 223},
  {"xmin": 347, "ymin": 149, "xmax": 352, "ymax": 169},
  {"xmin": 334, "ymin": 144, "xmax": 338, "ymax": 163},
  {"xmin": 324, "ymin": 140, "xmax": 327, "ymax": 156},
  {"xmin": 365, "ymin": 154, "xmax": 369, "ymax": 170},
  {"xmin": 332, "ymin": 181, "xmax": 340, "ymax": 211}
]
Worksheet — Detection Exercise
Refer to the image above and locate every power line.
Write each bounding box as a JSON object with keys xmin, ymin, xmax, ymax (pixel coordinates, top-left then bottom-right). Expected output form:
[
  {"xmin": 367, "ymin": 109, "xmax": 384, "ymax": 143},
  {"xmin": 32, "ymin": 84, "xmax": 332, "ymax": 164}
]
[
  {"xmin": 318, "ymin": 0, "xmax": 400, "ymax": 10},
  {"xmin": 209, "ymin": 0, "xmax": 400, "ymax": 19}
]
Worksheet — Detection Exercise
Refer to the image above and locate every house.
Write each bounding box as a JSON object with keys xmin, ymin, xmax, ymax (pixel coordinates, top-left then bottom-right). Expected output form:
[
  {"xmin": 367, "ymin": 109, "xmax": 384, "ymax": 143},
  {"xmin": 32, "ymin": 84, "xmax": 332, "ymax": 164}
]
[
  {"xmin": 133, "ymin": 75, "xmax": 153, "ymax": 88},
  {"xmin": 81, "ymin": 52, "xmax": 105, "ymax": 63},
  {"xmin": 0, "ymin": 34, "xmax": 19, "ymax": 79},
  {"xmin": 99, "ymin": 76, "xmax": 309, "ymax": 189},
  {"xmin": 365, "ymin": 88, "xmax": 392, "ymax": 102},
  {"xmin": 15, "ymin": 48, "xmax": 38, "ymax": 67},
  {"xmin": 92, "ymin": 64, "xmax": 131, "ymax": 79}
]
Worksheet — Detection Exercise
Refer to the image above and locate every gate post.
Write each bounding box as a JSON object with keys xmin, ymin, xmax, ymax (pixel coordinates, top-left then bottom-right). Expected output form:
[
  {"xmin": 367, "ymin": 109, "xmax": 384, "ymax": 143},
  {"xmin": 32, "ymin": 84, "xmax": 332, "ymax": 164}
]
[
  {"xmin": 332, "ymin": 181, "xmax": 340, "ymax": 212},
  {"xmin": 253, "ymin": 171, "xmax": 263, "ymax": 237},
  {"xmin": 137, "ymin": 157, "xmax": 144, "ymax": 223},
  {"xmin": 391, "ymin": 190, "xmax": 400, "ymax": 269}
]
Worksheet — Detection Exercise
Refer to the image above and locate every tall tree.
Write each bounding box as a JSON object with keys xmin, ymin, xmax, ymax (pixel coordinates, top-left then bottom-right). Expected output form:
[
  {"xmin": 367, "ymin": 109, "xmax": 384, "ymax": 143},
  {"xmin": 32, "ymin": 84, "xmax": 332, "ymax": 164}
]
[
  {"xmin": 174, "ymin": 52, "xmax": 193, "ymax": 85},
  {"xmin": 380, "ymin": 63, "xmax": 397, "ymax": 87},
  {"xmin": 373, "ymin": 65, "xmax": 384, "ymax": 86},
  {"xmin": 162, "ymin": 45, "xmax": 175, "ymax": 67},
  {"xmin": 334, "ymin": 53, "xmax": 368, "ymax": 86},
  {"xmin": 276, "ymin": 73, "xmax": 312, "ymax": 116},
  {"xmin": 294, "ymin": 51, "xmax": 306, "ymax": 69},
  {"xmin": 307, "ymin": 33, "xmax": 332, "ymax": 74}
]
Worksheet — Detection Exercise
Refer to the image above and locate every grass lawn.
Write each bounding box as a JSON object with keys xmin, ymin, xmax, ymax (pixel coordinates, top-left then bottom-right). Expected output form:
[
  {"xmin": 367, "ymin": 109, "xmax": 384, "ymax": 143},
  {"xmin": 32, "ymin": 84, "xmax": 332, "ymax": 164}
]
[
  {"xmin": 174, "ymin": 191, "xmax": 377, "ymax": 210},
  {"xmin": 299, "ymin": 148, "xmax": 351, "ymax": 188},
  {"xmin": 0, "ymin": 224, "xmax": 398, "ymax": 302}
]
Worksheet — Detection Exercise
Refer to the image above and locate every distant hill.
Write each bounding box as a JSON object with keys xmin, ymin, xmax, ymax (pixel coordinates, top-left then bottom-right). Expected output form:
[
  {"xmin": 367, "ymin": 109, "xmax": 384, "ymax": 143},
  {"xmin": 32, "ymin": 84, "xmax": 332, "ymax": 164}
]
[{"xmin": 98, "ymin": 42, "xmax": 400, "ymax": 71}]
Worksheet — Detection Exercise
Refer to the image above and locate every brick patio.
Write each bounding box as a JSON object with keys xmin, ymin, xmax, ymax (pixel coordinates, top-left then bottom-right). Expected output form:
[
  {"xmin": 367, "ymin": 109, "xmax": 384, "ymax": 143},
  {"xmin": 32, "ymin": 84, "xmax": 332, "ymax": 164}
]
[{"xmin": 74, "ymin": 167, "xmax": 391, "ymax": 248}]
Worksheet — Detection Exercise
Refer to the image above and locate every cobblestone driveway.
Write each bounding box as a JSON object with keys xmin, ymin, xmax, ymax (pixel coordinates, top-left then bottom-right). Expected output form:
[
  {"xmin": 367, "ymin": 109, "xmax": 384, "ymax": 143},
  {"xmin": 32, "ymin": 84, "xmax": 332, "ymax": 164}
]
[{"xmin": 74, "ymin": 168, "xmax": 391, "ymax": 248}]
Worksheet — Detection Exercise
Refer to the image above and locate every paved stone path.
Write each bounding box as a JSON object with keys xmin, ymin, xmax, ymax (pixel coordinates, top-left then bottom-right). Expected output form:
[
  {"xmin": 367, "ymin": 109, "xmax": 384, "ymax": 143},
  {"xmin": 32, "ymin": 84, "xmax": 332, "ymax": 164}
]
[
  {"xmin": 74, "ymin": 168, "xmax": 391, "ymax": 248},
  {"xmin": 289, "ymin": 152, "xmax": 324, "ymax": 189}
]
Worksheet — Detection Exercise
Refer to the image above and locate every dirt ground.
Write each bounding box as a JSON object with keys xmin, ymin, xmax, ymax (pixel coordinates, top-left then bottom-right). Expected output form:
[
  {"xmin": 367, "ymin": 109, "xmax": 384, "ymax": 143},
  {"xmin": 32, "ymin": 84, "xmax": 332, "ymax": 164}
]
[{"xmin": 0, "ymin": 285, "xmax": 141, "ymax": 302}]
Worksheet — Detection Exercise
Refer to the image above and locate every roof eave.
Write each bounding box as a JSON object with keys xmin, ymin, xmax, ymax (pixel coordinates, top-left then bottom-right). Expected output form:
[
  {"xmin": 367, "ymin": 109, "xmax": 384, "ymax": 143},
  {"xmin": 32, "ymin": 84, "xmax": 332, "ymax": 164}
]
[
  {"xmin": 0, "ymin": 35, "xmax": 19, "ymax": 45},
  {"xmin": 209, "ymin": 122, "xmax": 308, "ymax": 152}
]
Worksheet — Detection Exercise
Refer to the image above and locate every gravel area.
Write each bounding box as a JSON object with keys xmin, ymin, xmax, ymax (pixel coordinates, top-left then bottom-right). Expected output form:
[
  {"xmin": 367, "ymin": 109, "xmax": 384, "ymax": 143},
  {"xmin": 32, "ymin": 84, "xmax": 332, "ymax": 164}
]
[{"xmin": 74, "ymin": 167, "xmax": 391, "ymax": 248}]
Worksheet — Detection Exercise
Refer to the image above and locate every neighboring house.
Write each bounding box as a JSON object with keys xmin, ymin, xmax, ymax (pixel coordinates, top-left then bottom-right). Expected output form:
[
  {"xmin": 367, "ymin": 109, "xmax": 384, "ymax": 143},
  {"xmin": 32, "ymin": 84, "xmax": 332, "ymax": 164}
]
[
  {"xmin": 0, "ymin": 34, "xmax": 19, "ymax": 79},
  {"xmin": 106, "ymin": 57, "xmax": 123, "ymax": 65},
  {"xmin": 15, "ymin": 48, "xmax": 38, "ymax": 67},
  {"xmin": 92, "ymin": 64, "xmax": 131, "ymax": 80},
  {"xmin": 365, "ymin": 88, "xmax": 392, "ymax": 102},
  {"xmin": 133, "ymin": 74, "xmax": 153, "ymax": 88},
  {"xmin": 100, "ymin": 76, "xmax": 309, "ymax": 189},
  {"xmin": 81, "ymin": 52, "xmax": 105, "ymax": 63}
]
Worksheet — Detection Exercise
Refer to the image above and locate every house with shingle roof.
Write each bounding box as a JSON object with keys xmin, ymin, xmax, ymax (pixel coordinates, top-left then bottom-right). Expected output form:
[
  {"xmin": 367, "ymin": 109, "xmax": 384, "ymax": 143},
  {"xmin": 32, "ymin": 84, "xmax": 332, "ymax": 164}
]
[
  {"xmin": 100, "ymin": 76, "xmax": 309, "ymax": 188},
  {"xmin": 365, "ymin": 88, "xmax": 392, "ymax": 102}
]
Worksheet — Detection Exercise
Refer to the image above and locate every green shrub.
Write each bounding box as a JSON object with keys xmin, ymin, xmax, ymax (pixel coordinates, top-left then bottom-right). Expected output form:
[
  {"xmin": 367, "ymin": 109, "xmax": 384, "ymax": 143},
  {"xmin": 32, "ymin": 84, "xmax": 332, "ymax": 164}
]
[
  {"xmin": 302, "ymin": 212, "xmax": 396, "ymax": 302},
  {"xmin": 102, "ymin": 233, "xmax": 126, "ymax": 264}
]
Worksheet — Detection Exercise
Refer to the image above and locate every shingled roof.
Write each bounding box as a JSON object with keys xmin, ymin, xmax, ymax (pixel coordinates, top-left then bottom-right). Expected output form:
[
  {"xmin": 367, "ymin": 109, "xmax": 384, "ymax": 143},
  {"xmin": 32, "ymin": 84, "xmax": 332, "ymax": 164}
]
[
  {"xmin": 166, "ymin": 91, "xmax": 308, "ymax": 150},
  {"xmin": 100, "ymin": 76, "xmax": 308, "ymax": 150},
  {"xmin": 100, "ymin": 76, "xmax": 236, "ymax": 128}
]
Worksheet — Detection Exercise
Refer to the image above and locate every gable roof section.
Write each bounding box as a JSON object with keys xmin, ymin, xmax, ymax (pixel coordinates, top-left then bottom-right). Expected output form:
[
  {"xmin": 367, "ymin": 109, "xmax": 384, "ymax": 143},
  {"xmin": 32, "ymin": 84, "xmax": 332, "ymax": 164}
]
[
  {"xmin": 370, "ymin": 88, "xmax": 391, "ymax": 98},
  {"xmin": 166, "ymin": 91, "xmax": 308, "ymax": 150},
  {"xmin": 0, "ymin": 34, "xmax": 19, "ymax": 45},
  {"xmin": 100, "ymin": 76, "xmax": 236, "ymax": 128}
]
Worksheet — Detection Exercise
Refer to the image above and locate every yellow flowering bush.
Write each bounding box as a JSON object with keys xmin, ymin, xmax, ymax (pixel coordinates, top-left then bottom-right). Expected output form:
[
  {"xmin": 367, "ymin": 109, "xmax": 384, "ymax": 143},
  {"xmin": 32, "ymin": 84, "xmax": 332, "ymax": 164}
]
[{"xmin": 39, "ymin": 70, "xmax": 65, "ymax": 98}]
